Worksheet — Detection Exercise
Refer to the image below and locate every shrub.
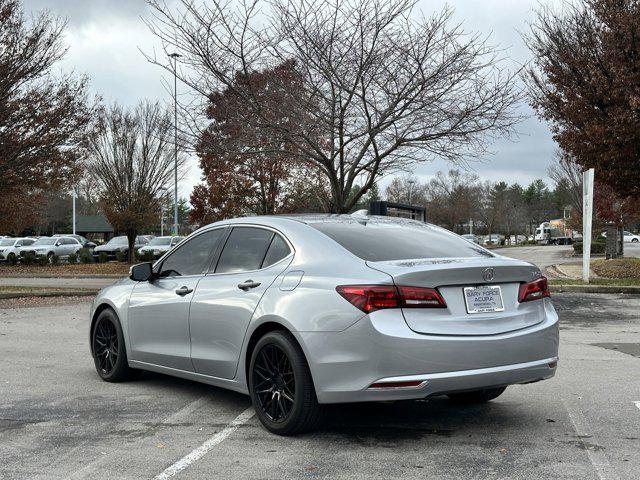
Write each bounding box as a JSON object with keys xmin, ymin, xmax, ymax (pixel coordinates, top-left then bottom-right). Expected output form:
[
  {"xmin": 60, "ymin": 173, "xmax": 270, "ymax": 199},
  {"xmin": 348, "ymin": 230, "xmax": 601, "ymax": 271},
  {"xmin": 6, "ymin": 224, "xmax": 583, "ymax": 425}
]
[
  {"xmin": 98, "ymin": 251, "xmax": 108, "ymax": 263},
  {"xmin": 138, "ymin": 250, "xmax": 154, "ymax": 262},
  {"xmin": 68, "ymin": 252, "xmax": 78, "ymax": 264},
  {"xmin": 50, "ymin": 254, "xmax": 59, "ymax": 265},
  {"xmin": 116, "ymin": 250, "xmax": 126, "ymax": 262},
  {"xmin": 78, "ymin": 248, "xmax": 93, "ymax": 264},
  {"xmin": 37, "ymin": 255, "xmax": 49, "ymax": 266},
  {"xmin": 573, "ymin": 240, "xmax": 606, "ymax": 255},
  {"xmin": 21, "ymin": 252, "xmax": 35, "ymax": 265}
]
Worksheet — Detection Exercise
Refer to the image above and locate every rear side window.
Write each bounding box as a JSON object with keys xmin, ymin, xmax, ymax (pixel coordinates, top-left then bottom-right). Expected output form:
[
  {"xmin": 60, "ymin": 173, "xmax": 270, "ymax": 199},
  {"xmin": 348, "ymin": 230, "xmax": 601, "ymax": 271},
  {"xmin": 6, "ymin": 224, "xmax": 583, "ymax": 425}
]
[
  {"xmin": 310, "ymin": 220, "xmax": 491, "ymax": 261},
  {"xmin": 216, "ymin": 227, "xmax": 274, "ymax": 274},
  {"xmin": 262, "ymin": 234, "xmax": 291, "ymax": 268},
  {"xmin": 159, "ymin": 229, "xmax": 225, "ymax": 277}
]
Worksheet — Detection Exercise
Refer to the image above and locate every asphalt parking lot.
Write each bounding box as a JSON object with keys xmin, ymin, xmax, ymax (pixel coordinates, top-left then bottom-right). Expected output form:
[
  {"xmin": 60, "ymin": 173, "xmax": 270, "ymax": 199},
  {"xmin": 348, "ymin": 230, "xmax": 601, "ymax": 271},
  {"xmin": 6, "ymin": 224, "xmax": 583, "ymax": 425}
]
[{"xmin": 1, "ymin": 294, "xmax": 639, "ymax": 480}]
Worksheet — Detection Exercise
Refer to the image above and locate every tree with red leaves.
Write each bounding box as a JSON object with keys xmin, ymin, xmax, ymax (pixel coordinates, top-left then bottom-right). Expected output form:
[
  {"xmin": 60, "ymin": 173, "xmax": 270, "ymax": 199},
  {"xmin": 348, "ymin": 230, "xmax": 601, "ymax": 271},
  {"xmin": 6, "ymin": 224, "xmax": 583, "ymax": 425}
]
[
  {"xmin": 190, "ymin": 61, "xmax": 325, "ymax": 225},
  {"xmin": 526, "ymin": 0, "xmax": 640, "ymax": 199},
  {"xmin": 0, "ymin": 0, "xmax": 92, "ymax": 233}
]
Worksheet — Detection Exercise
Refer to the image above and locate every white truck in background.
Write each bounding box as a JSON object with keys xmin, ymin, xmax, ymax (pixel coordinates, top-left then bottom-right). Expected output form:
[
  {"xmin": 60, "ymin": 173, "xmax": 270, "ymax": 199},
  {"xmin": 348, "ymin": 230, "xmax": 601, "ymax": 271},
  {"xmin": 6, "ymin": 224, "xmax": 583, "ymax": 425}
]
[{"xmin": 534, "ymin": 219, "xmax": 581, "ymax": 245}]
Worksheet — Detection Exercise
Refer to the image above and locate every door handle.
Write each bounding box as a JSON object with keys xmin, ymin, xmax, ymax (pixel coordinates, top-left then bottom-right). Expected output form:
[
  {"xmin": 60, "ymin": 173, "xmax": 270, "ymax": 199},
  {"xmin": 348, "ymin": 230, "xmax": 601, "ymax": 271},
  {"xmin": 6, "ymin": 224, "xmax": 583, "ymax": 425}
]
[
  {"xmin": 238, "ymin": 280, "xmax": 261, "ymax": 291},
  {"xmin": 175, "ymin": 286, "xmax": 193, "ymax": 296}
]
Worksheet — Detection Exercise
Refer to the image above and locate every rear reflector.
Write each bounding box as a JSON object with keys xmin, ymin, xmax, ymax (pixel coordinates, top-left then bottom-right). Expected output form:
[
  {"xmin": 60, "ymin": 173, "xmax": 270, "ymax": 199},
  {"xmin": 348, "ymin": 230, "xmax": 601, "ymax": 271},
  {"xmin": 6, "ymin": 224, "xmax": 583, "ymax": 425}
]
[
  {"xmin": 336, "ymin": 285, "xmax": 446, "ymax": 314},
  {"xmin": 518, "ymin": 277, "xmax": 550, "ymax": 303},
  {"xmin": 369, "ymin": 380, "xmax": 425, "ymax": 389}
]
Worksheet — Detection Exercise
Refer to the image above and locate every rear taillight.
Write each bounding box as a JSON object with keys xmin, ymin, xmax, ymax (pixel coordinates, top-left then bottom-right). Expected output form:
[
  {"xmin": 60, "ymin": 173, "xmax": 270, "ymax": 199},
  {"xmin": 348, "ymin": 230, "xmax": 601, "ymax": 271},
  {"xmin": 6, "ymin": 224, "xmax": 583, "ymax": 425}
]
[
  {"xmin": 336, "ymin": 285, "xmax": 446, "ymax": 314},
  {"xmin": 518, "ymin": 277, "xmax": 550, "ymax": 303}
]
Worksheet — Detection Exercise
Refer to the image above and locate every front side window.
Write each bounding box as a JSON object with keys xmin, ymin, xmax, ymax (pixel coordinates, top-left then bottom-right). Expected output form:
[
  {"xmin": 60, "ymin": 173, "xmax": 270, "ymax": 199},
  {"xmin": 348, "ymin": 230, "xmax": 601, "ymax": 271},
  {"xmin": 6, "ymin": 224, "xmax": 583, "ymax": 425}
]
[
  {"xmin": 159, "ymin": 229, "xmax": 225, "ymax": 277},
  {"xmin": 216, "ymin": 227, "xmax": 274, "ymax": 274}
]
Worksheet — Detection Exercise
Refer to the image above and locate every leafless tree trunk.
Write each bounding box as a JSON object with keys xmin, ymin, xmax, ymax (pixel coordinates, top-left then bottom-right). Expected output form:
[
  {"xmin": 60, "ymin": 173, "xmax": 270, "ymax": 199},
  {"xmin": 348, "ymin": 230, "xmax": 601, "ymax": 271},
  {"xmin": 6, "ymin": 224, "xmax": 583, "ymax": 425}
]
[
  {"xmin": 145, "ymin": 0, "xmax": 522, "ymax": 213},
  {"xmin": 88, "ymin": 101, "xmax": 187, "ymax": 262}
]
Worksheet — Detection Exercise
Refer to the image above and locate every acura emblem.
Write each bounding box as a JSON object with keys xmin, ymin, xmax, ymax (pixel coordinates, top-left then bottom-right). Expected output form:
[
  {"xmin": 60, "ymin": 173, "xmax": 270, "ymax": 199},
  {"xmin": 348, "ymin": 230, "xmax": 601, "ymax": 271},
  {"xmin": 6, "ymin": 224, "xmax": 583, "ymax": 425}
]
[{"xmin": 483, "ymin": 268, "xmax": 495, "ymax": 282}]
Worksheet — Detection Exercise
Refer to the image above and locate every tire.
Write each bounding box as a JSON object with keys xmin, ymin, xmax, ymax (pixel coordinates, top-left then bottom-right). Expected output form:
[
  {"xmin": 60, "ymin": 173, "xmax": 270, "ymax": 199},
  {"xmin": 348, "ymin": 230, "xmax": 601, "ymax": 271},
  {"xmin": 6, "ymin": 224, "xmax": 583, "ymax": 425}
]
[
  {"xmin": 47, "ymin": 251, "xmax": 54, "ymax": 263},
  {"xmin": 248, "ymin": 330, "xmax": 323, "ymax": 435},
  {"xmin": 91, "ymin": 308, "xmax": 138, "ymax": 382},
  {"xmin": 7, "ymin": 252, "xmax": 16, "ymax": 264},
  {"xmin": 447, "ymin": 386, "xmax": 507, "ymax": 404}
]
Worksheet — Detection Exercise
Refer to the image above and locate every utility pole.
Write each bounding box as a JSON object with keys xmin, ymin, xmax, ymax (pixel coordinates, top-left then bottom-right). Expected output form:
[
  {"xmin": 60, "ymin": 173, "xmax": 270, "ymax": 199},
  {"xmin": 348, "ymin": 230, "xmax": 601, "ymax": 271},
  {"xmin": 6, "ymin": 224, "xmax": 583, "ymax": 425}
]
[
  {"xmin": 407, "ymin": 179, "xmax": 416, "ymax": 205},
  {"xmin": 169, "ymin": 52, "xmax": 181, "ymax": 236}
]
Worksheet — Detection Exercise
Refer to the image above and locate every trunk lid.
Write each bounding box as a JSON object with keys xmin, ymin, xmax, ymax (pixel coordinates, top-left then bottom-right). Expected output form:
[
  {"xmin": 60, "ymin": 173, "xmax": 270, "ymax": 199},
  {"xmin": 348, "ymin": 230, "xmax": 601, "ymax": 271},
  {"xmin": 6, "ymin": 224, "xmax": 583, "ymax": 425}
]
[{"xmin": 367, "ymin": 256, "xmax": 546, "ymax": 336}]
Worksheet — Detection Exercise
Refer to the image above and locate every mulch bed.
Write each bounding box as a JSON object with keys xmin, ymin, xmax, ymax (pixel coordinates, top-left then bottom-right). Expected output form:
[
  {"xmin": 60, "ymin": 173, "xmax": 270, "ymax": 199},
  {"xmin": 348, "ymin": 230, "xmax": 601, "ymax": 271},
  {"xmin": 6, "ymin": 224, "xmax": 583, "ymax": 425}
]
[
  {"xmin": 591, "ymin": 258, "xmax": 640, "ymax": 279},
  {"xmin": 0, "ymin": 262, "xmax": 130, "ymax": 277}
]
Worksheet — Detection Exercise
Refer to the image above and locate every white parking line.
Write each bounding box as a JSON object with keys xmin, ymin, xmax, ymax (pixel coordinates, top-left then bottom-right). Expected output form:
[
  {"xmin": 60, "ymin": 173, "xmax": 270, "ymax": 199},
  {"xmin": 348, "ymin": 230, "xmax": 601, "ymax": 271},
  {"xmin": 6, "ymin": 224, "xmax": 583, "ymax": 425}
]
[
  {"xmin": 562, "ymin": 397, "xmax": 615, "ymax": 480},
  {"xmin": 154, "ymin": 406, "xmax": 255, "ymax": 480},
  {"xmin": 635, "ymin": 401, "xmax": 640, "ymax": 411}
]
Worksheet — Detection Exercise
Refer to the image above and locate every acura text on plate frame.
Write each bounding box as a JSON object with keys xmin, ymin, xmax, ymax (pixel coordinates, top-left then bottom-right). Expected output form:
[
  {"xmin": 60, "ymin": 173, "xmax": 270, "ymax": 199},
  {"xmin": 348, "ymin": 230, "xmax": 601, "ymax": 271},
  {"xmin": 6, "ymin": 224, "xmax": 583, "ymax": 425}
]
[{"xmin": 463, "ymin": 285, "xmax": 505, "ymax": 314}]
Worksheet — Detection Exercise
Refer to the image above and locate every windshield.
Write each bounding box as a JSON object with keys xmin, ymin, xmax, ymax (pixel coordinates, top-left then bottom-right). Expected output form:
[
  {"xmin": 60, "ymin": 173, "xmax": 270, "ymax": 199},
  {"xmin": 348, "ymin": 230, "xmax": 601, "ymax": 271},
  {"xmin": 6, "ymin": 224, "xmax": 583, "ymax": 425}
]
[
  {"xmin": 0, "ymin": 239, "xmax": 16, "ymax": 246},
  {"xmin": 148, "ymin": 237, "xmax": 171, "ymax": 246},
  {"xmin": 310, "ymin": 218, "xmax": 492, "ymax": 262},
  {"xmin": 33, "ymin": 237, "xmax": 56, "ymax": 246},
  {"xmin": 106, "ymin": 236, "xmax": 128, "ymax": 246}
]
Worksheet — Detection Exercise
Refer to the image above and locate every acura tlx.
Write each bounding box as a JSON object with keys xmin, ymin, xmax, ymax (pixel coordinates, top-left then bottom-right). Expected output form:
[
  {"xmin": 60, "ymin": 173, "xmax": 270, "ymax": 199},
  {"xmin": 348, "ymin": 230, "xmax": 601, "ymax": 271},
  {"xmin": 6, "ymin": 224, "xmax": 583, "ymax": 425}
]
[{"xmin": 89, "ymin": 215, "xmax": 558, "ymax": 435}]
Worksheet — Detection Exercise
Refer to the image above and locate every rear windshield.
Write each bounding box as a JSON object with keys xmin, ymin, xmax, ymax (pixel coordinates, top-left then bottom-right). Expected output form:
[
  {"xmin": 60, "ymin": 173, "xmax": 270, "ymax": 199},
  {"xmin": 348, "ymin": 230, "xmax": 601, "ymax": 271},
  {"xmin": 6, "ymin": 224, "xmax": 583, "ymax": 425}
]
[{"xmin": 310, "ymin": 219, "xmax": 491, "ymax": 261}]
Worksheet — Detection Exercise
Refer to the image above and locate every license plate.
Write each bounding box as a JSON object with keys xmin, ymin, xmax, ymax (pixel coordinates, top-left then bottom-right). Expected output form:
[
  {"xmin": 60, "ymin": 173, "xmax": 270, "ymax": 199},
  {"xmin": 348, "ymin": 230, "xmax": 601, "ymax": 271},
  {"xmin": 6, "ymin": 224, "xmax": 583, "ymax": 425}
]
[{"xmin": 463, "ymin": 285, "xmax": 504, "ymax": 314}]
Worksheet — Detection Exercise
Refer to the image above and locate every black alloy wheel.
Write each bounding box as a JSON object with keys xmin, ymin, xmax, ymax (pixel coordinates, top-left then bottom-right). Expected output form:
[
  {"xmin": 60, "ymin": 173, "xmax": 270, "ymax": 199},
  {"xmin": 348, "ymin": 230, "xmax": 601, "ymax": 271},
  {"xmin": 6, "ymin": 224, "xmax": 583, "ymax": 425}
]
[
  {"xmin": 91, "ymin": 309, "xmax": 137, "ymax": 382},
  {"xmin": 249, "ymin": 331, "xmax": 323, "ymax": 435},
  {"xmin": 93, "ymin": 316, "xmax": 119, "ymax": 376},
  {"xmin": 253, "ymin": 343, "xmax": 296, "ymax": 423}
]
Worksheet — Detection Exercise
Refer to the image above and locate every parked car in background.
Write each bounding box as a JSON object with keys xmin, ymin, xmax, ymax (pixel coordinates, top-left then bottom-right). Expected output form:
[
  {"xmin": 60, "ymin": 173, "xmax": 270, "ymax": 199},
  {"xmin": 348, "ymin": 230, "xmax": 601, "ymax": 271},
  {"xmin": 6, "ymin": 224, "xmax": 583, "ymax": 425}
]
[
  {"xmin": 482, "ymin": 234, "xmax": 504, "ymax": 246},
  {"xmin": 0, "ymin": 237, "xmax": 36, "ymax": 262},
  {"xmin": 461, "ymin": 234, "xmax": 480, "ymax": 244},
  {"xmin": 52, "ymin": 234, "xmax": 97, "ymax": 250},
  {"xmin": 623, "ymin": 231, "xmax": 640, "ymax": 243},
  {"xmin": 19, "ymin": 236, "xmax": 82, "ymax": 261},
  {"xmin": 137, "ymin": 235, "xmax": 184, "ymax": 258},
  {"xmin": 93, "ymin": 235, "xmax": 150, "ymax": 260}
]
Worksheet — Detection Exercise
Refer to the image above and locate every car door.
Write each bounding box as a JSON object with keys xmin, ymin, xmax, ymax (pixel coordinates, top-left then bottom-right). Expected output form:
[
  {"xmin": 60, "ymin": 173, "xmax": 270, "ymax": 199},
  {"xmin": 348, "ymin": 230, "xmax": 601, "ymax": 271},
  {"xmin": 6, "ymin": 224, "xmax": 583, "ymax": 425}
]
[
  {"xmin": 127, "ymin": 228, "xmax": 227, "ymax": 371},
  {"xmin": 189, "ymin": 226, "xmax": 294, "ymax": 379},
  {"xmin": 66, "ymin": 238, "xmax": 80, "ymax": 255}
]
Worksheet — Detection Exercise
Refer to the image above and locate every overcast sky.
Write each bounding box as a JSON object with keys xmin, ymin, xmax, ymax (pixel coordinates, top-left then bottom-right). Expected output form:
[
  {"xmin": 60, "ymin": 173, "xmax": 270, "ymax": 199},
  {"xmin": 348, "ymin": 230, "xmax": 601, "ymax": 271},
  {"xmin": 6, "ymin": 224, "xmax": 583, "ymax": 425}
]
[{"xmin": 24, "ymin": 0, "xmax": 561, "ymax": 199}]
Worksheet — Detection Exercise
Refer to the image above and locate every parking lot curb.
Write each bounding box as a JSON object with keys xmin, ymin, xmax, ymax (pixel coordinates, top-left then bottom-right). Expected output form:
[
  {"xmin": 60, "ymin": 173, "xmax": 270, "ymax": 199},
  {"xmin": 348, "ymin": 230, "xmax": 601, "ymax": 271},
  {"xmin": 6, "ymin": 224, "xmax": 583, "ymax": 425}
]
[
  {"xmin": 550, "ymin": 285, "xmax": 640, "ymax": 294},
  {"xmin": 0, "ymin": 290, "xmax": 99, "ymax": 300}
]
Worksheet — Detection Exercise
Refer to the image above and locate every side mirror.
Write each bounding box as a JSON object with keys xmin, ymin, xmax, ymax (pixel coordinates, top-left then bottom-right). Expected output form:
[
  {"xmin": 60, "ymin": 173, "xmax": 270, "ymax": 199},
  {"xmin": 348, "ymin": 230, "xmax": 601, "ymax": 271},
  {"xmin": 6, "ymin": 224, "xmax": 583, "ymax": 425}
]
[
  {"xmin": 129, "ymin": 262, "xmax": 153, "ymax": 282},
  {"xmin": 55, "ymin": 241, "xmax": 61, "ymax": 246}
]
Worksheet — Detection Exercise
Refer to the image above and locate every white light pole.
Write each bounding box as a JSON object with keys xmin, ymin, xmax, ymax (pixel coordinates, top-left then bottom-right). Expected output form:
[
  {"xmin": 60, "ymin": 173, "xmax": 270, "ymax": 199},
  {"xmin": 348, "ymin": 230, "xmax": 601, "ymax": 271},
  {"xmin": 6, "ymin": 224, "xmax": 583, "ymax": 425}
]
[
  {"xmin": 582, "ymin": 168, "xmax": 595, "ymax": 283},
  {"xmin": 72, "ymin": 190, "xmax": 77, "ymax": 235},
  {"xmin": 169, "ymin": 52, "xmax": 181, "ymax": 236}
]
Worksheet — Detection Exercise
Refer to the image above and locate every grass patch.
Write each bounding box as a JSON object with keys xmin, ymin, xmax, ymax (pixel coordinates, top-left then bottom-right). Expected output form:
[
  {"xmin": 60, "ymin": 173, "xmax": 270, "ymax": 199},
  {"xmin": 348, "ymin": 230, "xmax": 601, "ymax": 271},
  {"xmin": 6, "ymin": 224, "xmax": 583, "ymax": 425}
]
[
  {"xmin": 549, "ymin": 278, "xmax": 640, "ymax": 287},
  {"xmin": 591, "ymin": 258, "xmax": 640, "ymax": 279}
]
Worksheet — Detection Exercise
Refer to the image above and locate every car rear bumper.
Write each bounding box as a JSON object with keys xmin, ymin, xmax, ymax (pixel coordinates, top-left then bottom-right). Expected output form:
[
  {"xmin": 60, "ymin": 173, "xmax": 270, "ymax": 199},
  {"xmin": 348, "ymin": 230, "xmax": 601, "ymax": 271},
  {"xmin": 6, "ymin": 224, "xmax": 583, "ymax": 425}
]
[{"xmin": 297, "ymin": 299, "xmax": 559, "ymax": 404}]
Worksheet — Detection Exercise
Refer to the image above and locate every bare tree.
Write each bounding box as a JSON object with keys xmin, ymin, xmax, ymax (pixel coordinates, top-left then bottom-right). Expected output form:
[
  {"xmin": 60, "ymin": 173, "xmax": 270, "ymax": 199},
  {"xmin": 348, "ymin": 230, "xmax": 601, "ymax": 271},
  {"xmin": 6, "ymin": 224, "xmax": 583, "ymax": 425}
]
[
  {"xmin": 145, "ymin": 0, "xmax": 522, "ymax": 213},
  {"xmin": 88, "ymin": 101, "xmax": 187, "ymax": 262},
  {"xmin": 425, "ymin": 170, "xmax": 483, "ymax": 232}
]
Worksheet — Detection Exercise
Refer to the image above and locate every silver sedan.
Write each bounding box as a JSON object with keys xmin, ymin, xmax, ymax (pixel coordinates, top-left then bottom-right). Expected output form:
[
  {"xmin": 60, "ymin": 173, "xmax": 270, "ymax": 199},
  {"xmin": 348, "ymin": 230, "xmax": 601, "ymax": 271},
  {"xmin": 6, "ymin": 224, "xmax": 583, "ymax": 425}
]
[{"xmin": 89, "ymin": 215, "xmax": 559, "ymax": 435}]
